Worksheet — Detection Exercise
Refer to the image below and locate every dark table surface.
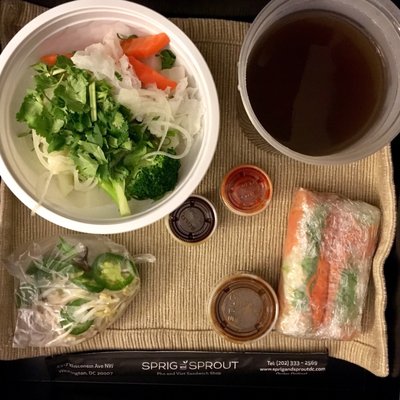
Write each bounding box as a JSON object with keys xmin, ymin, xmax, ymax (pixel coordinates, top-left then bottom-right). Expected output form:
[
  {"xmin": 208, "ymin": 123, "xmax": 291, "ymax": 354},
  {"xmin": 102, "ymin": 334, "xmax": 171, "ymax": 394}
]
[{"xmin": 1, "ymin": 1, "xmax": 400, "ymax": 398}]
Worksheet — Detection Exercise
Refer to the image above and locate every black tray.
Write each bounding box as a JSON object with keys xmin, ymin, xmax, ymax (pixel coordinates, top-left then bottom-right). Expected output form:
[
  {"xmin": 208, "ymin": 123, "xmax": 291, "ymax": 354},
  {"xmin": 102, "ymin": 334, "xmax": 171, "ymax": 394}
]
[{"xmin": 1, "ymin": 1, "xmax": 399, "ymax": 398}]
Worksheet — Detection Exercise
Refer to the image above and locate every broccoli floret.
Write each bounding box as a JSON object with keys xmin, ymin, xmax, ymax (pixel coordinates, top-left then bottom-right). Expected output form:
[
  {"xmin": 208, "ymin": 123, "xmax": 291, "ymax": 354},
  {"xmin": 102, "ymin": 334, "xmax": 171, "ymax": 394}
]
[
  {"xmin": 125, "ymin": 154, "xmax": 180, "ymax": 201},
  {"xmin": 97, "ymin": 165, "xmax": 131, "ymax": 216}
]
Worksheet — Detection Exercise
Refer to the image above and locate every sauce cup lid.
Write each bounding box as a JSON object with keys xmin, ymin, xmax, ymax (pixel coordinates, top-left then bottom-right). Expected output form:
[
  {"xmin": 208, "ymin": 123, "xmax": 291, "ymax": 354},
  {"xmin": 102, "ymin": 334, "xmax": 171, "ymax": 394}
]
[
  {"xmin": 208, "ymin": 272, "xmax": 279, "ymax": 343},
  {"xmin": 220, "ymin": 164, "xmax": 272, "ymax": 216},
  {"xmin": 165, "ymin": 195, "xmax": 217, "ymax": 245}
]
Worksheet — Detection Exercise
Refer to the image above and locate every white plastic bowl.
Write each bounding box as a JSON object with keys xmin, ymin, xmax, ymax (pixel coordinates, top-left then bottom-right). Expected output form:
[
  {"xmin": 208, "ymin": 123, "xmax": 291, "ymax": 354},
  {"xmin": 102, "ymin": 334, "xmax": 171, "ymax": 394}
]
[{"xmin": 0, "ymin": 0, "xmax": 219, "ymax": 233}]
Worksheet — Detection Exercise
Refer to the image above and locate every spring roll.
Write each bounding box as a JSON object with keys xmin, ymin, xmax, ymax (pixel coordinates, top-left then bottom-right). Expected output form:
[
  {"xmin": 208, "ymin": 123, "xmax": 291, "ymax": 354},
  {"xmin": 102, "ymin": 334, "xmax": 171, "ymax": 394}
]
[{"xmin": 276, "ymin": 188, "xmax": 380, "ymax": 340}]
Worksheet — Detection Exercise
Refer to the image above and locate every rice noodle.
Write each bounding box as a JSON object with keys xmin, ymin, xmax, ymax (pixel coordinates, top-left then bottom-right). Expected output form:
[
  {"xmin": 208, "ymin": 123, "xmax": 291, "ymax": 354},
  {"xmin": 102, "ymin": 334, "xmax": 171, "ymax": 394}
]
[
  {"xmin": 144, "ymin": 122, "xmax": 193, "ymax": 160},
  {"xmin": 33, "ymin": 131, "xmax": 98, "ymax": 191}
]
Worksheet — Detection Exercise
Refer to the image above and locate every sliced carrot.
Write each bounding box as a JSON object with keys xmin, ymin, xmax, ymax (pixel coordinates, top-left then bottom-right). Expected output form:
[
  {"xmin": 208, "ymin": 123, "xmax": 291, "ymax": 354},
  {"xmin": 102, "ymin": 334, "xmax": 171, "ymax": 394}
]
[
  {"xmin": 283, "ymin": 189, "xmax": 315, "ymax": 256},
  {"xmin": 308, "ymin": 255, "xmax": 330, "ymax": 328},
  {"xmin": 40, "ymin": 52, "xmax": 73, "ymax": 66},
  {"xmin": 128, "ymin": 56, "xmax": 177, "ymax": 90},
  {"xmin": 121, "ymin": 32, "xmax": 170, "ymax": 58},
  {"xmin": 299, "ymin": 200, "xmax": 342, "ymax": 332}
]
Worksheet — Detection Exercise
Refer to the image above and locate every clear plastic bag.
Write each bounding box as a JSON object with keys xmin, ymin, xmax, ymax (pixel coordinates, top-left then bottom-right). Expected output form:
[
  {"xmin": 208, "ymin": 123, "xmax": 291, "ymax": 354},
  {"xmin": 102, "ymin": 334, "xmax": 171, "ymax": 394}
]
[
  {"xmin": 276, "ymin": 188, "xmax": 381, "ymax": 340},
  {"xmin": 4, "ymin": 234, "xmax": 155, "ymax": 347}
]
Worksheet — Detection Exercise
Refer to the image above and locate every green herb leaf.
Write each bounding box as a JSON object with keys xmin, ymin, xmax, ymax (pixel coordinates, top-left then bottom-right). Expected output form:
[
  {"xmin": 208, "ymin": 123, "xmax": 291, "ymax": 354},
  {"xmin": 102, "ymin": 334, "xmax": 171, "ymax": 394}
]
[{"xmin": 159, "ymin": 49, "xmax": 176, "ymax": 69}]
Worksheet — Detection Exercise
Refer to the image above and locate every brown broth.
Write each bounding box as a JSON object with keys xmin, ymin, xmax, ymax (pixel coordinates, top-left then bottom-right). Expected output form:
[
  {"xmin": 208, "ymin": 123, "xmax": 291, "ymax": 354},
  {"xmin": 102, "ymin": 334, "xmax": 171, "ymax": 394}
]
[{"xmin": 246, "ymin": 10, "xmax": 386, "ymax": 156}]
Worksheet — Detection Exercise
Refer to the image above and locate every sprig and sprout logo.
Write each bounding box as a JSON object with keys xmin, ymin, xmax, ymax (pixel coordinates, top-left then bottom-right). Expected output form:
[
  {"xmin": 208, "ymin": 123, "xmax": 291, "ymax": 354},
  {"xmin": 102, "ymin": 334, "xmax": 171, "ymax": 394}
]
[{"xmin": 141, "ymin": 359, "xmax": 239, "ymax": 372}]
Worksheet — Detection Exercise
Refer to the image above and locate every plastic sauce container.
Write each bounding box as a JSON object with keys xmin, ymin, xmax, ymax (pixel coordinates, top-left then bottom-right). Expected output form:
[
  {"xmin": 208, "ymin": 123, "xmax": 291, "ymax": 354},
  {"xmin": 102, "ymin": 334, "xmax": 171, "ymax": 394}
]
[
  {"xmin": 220, "ymin": 164, "xmax": 272, "ymax": 216},
  {"xmin": 165, "ymin": 195, "xmax": 217, "ymax": 245},
  {"xmin": 208, "ymin": 272, "xmax": 279, "ymax": 344}
]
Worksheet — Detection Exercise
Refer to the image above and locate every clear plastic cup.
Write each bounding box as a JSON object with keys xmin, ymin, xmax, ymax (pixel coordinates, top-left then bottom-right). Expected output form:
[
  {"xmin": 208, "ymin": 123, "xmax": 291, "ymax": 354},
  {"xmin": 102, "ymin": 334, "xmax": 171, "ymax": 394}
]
[
  {"xmin": 220, "ymin": 164, "xmax": 273, "ymax": 216},
  {"xmin": 208, "ymin": 272, "xmax": 279, "ymax": 344},
  {"xmin": 238, "ymin": 0, "xmax": 400, "ymax": 165}
]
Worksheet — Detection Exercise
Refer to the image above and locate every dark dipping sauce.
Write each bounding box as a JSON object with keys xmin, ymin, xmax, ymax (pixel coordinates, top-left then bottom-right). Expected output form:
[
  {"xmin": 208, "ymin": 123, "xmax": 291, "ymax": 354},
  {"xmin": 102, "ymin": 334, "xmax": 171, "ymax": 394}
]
[{"xmin": 246, "ymin": 10, "xmax": 386, "ymax": 156}]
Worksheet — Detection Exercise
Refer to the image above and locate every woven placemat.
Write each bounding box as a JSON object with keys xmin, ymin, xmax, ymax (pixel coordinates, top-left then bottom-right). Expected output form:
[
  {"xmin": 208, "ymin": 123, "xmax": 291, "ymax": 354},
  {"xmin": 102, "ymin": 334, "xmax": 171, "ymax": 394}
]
[{"xmin": 0, "ymin": 0, "xmax": 396, "ymax": 377}]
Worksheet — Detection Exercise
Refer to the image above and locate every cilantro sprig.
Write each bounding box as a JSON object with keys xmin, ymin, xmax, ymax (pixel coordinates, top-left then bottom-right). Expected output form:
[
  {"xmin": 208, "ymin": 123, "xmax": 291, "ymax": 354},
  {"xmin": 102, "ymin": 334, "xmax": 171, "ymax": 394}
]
[{"xmin": 16, "ymin": 56, "xmax": 138, "ymax": 216}]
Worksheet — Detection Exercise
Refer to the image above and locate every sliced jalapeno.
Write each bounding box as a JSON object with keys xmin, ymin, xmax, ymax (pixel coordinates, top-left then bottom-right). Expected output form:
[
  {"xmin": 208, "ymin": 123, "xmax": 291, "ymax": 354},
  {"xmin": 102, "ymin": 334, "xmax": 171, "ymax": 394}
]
[
  {"xmin": 92, "ymin": 252, "xmax": 137, "ymax": 291},
  {"xmin": 60, "ymin": 298, "xmax": 94, "ymax": 335},
  {"xmin": 72, "ymin": 272, "xmax": 105, "ymax": 293}
]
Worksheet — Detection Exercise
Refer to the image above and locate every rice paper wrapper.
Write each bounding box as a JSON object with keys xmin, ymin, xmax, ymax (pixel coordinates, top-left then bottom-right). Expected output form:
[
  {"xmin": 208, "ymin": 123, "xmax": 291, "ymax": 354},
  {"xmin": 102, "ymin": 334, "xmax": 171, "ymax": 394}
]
[{"xmin": 276, "ymin": 188, "xmax": 381, "ymax": 340}]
